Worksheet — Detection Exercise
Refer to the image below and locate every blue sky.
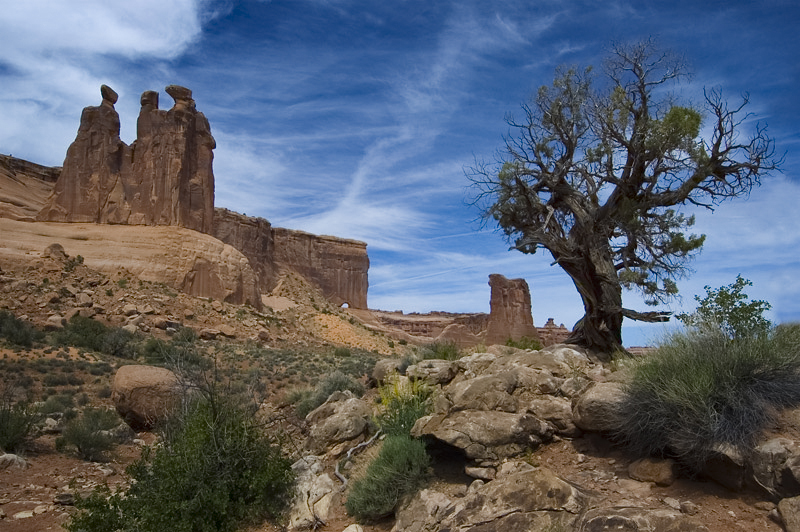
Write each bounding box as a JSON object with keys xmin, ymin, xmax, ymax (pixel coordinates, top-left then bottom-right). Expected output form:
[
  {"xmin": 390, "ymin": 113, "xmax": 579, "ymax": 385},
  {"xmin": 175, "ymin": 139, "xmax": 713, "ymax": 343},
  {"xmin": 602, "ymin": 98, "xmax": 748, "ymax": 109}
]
[{"xmin": 1, "ymin": 0, "xmax": 798, "ymax": 346}]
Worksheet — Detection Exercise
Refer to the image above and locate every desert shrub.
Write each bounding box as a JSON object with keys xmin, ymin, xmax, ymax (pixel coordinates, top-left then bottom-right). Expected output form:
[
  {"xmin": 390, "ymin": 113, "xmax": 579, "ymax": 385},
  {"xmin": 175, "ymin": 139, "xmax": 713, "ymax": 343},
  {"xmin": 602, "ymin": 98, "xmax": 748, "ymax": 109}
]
[
  {"xmin": 57, "ymin": 407, "xmax": 120, "ymax": 461},
  {"xmin": 377, "ymin": 376, "xmax": 433, "ymax": 437},
  {"xmin": 43, "ymin": 373, "xmax": 70, "ymax": 387},
  {"xmin": 295, "ymin": 370, "xmax": 365, "ymax": 419},
  {"xmin": 419, "ymin": 341, "xmax": 461, "ymax": 361},
  {"xmin": 334, "ymin": 346, "xmax": 352, "ymax": 357},
  {"xmin": 40, "ymin": 393, "xmax": 75, "ymax": 414},
  {"xmin": 505, "ymin": 336, "xmax": 543, "ymax": 351},
  {"xmin": 614, "ymin": 324, "xmax": 800, "ymax": 470},
  {"xmin": 677, "ymin": 275, "xmax": 772, "ymax": 340},
  {"xmin": 63, "ymin": 254, "xmax": 84, "ymax": 272},
  {"xmin": 101, "ymin": 327, "xmax": 136, "ymax": 358},
  {"xmin": 66, "ymin": 396, "xmax": 294, "ymax": 532},
  {"xmin": 345, "ymin": 434, "xmax": 430, "ymax": 521},
  {"xmin": 0, "ymin": 310, "xmax": 42, "ymax": 348},
  {"xmin": 52, "ymin": 315, "xmax": 109, "ymax": 352},
  {"xmin": 0, "ymin": 396, "xmax": 40, "ymax": 453}
]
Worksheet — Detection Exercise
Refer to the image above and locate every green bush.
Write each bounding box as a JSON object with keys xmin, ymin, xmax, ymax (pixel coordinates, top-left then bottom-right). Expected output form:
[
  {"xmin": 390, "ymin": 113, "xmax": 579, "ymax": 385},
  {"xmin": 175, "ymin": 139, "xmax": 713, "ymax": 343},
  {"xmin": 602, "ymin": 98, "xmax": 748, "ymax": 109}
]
[
  {"xmin": 419, "ymin": 341, "xmax": 461, "ymax": 361},
  {"xmin": 66, "ymin": 397, "xmax": 294, "ymax": 532},
  {"xmin": 377, "ymin": 376, "xmax": 433, "ymax": 437},
  {"xmin": 295, "ymin": 370, "xmax": 365, "ymax": 419},
  {"xmin": 677, "ymin": 275, "xmax": 772, "ymax": 340},
  {"xmin": 614, "ymin": 324, "xmax": 800, "ymax": 470},
  {"xmin": 52, "ymin": 315, "xmax": 109, "ymax": 352},
  {"xmin": 40, "ymin": 393, "xmax": 75, "ymax": 414},
  {"xmin": 505, "ymin": 336, "xmax": 543, "ymax": 351},
  {"xmin": 101, "ymin": 327, "xmax": 136, "ymax": 358},
  {"xmin": 0, "ymin": 398, "xmax": 40, "ymax": 453},
  {"xmin": 345, "ymin": 434, "xmax": 430, "ymax": 521},
  {"xmin": 0, "ymin": 310, "xmax": 42, "ymax": 348},
  {"xmin": 57, "ymin": 407, "xmax": 120, "ymax": 461}
]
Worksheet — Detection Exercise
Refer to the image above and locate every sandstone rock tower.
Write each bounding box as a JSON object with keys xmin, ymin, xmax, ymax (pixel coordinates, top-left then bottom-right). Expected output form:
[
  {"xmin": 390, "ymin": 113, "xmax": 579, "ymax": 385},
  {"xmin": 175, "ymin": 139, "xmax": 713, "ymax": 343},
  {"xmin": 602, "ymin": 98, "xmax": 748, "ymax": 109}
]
[
  {"xmin": 38, "ymin": 85, "xmax": 215, "ymax": 233},
  {"xmin": 485, "ymin": 273, "xmax": 540, "ymax": 345}
]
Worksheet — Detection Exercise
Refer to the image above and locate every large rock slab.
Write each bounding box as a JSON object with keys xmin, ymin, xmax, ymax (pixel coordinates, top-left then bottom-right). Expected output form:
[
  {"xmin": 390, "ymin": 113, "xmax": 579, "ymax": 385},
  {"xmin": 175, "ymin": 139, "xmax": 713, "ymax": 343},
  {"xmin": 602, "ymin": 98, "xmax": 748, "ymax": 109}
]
[
  {"xmin": 288, "ymin": 455, "xmax": 339, "ymax": 530},
  {"xmin": 578, "ymin": 506, "xmax": 709, "ymax": 531},
  {"xmin": 411, "ymin": 410, "xmax": 552, "ymax": 462},
  {"xmin": 0, "ymin": 218, "xmax": 262, "ymax": 307},
  {"xmin": 112, "ymin": 365, "xmax": 181, "ymax": 430},
  {"xmin": 440, "ymin": 466, "xmax": 588, "ymax": 532}
]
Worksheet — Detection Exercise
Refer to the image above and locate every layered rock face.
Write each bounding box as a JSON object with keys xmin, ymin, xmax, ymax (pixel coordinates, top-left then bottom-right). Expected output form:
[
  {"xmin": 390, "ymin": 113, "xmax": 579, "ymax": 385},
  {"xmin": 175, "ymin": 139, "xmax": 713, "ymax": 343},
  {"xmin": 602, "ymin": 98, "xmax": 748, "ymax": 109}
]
[
  {"xmin": 37, "ymin": 85, "xmax": 215, "ymax": 233},
  {"xmin": 213, "ymin": 210, "xmax": 370, "ymax": 309},
  {"xmin": 484, "ymin": 274, "xmax": 540, "ymax": 345},
  {"xmin": 272, "ymin": 228, "xmax": 369, "ymax": 309},
  {"xmin": 0, "ymin": 154, "xmax": 60, "ymax": 220},
  {"xmin": 213, "ymin": 208, "xmax": 276, "ymax": 293},
  {"xmin": 0, "ymin": 218, "xmax": 262, "ymax": 308}
]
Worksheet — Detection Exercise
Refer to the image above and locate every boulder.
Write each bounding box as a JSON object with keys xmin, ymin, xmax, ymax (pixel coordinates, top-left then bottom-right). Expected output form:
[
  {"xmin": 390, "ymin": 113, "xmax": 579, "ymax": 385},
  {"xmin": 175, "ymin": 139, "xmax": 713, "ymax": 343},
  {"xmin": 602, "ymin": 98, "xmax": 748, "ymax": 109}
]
[
  {"xmin": 440, "ymin": 466, "xmax": 587, "ymax": 532},
  {"xmin": 525, "ymin": 395, "xmax": 581, "ymax": 437},
  {"xmin": 42, "ymin": 243, "xmax": 68, "ymax": 261},
  {"xmin": 406, "ymin": 359, "xmax": 457, "ymax": 385},
  {"xmin": 372, "ymin": 358, "xmax": 403, "ymax": 385},
  {"xmin": 628, "ymin": 457, "xmax": 678, "ymax": 487},
  {"xmin": 572, "ymin": 382, "xmax": 625, "ymax": 433},
  {"xmin": 288, "ymin": 456, "xmax": 339, "ymax": 530},
  {"xmin": 112, "ymin": 365, "xmax": 181, "ymax": 430},
  {"xmin": 751, "ymin": 438, "xmax": 800, "ymax": 499},
  {"xmin": 305, "ymin": 392, "xmax": 373, "ymax": 454},
  {"xmin": 779, "ymin": 495, "xmax": 800, "ymax": 532},
  {"xmin": 446, "ymin": 372, "xmax": 517, "ymax": 413},
  {"xmin": 391, "ymin": 489, "xmax": 453, "ymax": 532},
  {"xmin": 411, "ymin": 410, "xmax": 552, "ymax": 462}
]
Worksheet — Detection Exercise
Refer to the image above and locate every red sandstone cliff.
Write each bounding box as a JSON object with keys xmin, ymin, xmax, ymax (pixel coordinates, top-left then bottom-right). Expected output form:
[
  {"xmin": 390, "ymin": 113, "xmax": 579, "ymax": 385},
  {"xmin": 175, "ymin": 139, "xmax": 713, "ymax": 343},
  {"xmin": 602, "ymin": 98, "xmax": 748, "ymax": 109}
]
[
  {"xmin": 484, "ymin": 274, "xmax": 540, "ymax": 345},
  {"xmin": 37, "ymin": 85, "xmax": 215, "ymax": 233}
]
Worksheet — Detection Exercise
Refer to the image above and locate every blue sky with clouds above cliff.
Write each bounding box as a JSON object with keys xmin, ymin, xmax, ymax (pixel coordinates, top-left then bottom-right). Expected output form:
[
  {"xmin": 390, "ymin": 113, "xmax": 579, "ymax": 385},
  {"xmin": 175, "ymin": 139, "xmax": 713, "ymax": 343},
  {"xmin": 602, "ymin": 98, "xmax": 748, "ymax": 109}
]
[{"xmin": 1, "ymin": 0, "xmax": 799, "ymax": 345}]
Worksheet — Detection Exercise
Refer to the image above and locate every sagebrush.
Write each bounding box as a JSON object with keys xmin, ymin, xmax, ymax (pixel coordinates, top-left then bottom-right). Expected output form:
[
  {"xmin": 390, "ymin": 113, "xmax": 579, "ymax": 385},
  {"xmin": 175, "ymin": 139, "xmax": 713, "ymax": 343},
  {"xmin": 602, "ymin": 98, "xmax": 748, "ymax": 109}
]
[{"xmin": 614, "ymin": 324, "xmax": 800, "ymax": 470}]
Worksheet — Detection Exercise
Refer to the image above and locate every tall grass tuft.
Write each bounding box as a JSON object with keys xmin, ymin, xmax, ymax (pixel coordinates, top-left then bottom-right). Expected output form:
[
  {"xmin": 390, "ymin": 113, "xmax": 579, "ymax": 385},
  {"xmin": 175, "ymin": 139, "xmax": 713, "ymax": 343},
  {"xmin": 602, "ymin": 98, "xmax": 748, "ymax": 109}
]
[{"xmin": 614, "ymin": 324, "xmax": 800, "ymax": 470}]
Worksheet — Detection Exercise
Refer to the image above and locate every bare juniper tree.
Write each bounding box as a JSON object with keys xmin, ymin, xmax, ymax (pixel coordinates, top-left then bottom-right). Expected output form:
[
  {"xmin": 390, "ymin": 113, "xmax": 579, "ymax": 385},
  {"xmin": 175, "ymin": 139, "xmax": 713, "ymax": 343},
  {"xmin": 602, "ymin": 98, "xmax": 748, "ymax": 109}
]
[{"xmin": 470, "ymin": 41, "xmax": 779, "ymax": 353}]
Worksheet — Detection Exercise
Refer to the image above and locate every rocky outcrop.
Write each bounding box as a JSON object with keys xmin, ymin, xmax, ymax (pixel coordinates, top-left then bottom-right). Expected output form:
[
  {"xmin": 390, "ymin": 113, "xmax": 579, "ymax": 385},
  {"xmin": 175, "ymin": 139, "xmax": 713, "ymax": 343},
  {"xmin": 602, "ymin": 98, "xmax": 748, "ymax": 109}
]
[
  {"xmin": 37, "ymin": 85, "xmax": 215, "ymax": 233},
  {"xmin": 0, "ymin": 155, "xmax": 60, "ymax": 221},
  {"xmin": 272, "ymin": 228, "xmax": 368, "ymax": 309},
  {"xmin": 213, "ymin": 208, "xmax": 276, "ymax": 293},
  {"xmin": 112, "ymin": 365, "xmax": 181, "ymax": 430},
  {"xmin": 485, "ymin": 274, "xmax": 539, "ymax": 345},
  {"xmin": 0, "ymin": 218, "xmax": 262, "ymax": 307},
  {"xmin": 213, "ymin": 210, "xmax": 370, "ymax": 309}
]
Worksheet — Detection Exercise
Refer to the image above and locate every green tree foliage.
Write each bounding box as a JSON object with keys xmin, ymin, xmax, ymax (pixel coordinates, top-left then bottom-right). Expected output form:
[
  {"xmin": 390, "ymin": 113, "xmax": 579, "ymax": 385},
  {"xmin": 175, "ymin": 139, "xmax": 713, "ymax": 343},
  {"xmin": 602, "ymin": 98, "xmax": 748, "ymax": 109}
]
[
  {"xmin": 0, "ymin": 310, "xmax": 42, "ymax": 348},
  {"xmin": 677, "ymin": 275, "xmax": 772, "ymax": 340},
  {"xmin": 469, "ymin": 40, "xmax": 778, "ymax": 353}
]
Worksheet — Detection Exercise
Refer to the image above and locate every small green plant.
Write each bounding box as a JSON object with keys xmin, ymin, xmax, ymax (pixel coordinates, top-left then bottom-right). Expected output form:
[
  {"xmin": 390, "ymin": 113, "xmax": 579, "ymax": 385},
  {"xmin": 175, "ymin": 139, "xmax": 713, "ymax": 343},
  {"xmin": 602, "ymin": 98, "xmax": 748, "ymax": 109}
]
[
  {"xmin": 40, "ymin": 393, "xmax": 76, "ymax": 414},
  {"xmin": 0, "ymin": 391, "xmax": 40, "ymax": 453},
  {"xmin": 377, "ymin": 376, "xmax": 433, "ymax": 437},
  {"xmin": 0, "ymin": 310, "xmax": 42, "ymax": 348},
  {"xmin": 66, "ymin": 396, "xmax": 294, "ymax": 532},
  {"xmin": 505, "ymin": 336, "xmax": 543, "ymax": 350},
  {"xmin": 345, "ymin": 434, "xmax": 430, "ymax": 521},
  {"xmin": 334, "ymin": 346, "xmax": 352, "ymax": 357},
  {"xmin": 51, "ymin": 315, "xmax": 109, "ymax": 352},
  {"xmin": 117, "ymin": 278, "xmax": 129, "ymax": 289},
  {"xmin": 57, "ymin": 407, "xmax": 120, "ymax": 461},
  {"xmin": 419, "ymin": 341, "xmax": 461, "ymax": 361},
  {"xmin": 63, "ymin": 254, "xmax": 84, "ymax": 272}
]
